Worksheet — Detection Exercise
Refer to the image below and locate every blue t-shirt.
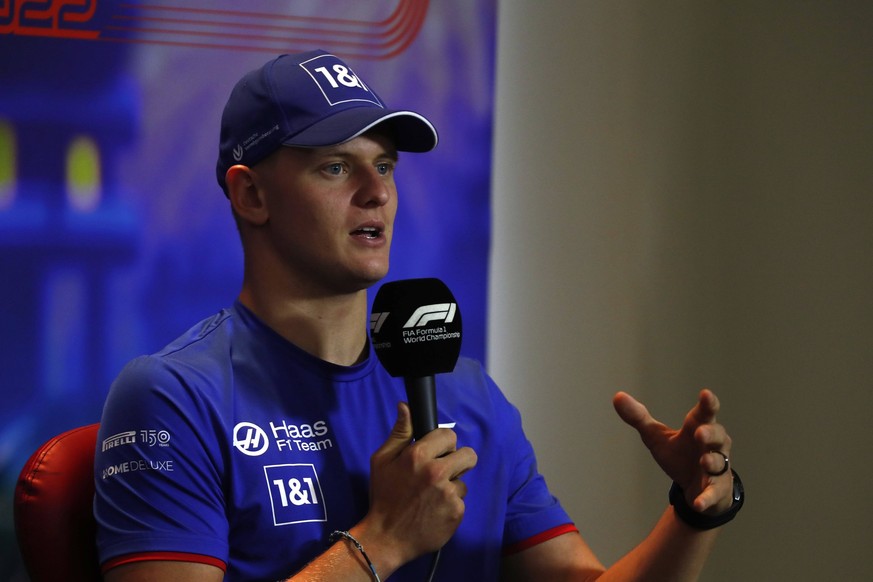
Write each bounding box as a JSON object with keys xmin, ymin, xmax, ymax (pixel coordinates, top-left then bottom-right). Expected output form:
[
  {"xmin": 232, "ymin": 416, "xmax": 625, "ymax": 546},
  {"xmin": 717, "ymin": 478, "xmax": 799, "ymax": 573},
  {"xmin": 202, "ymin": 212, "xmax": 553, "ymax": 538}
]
[{"xmin": 95, "ymin": 302, "xmax": 573, "ymax": 581}]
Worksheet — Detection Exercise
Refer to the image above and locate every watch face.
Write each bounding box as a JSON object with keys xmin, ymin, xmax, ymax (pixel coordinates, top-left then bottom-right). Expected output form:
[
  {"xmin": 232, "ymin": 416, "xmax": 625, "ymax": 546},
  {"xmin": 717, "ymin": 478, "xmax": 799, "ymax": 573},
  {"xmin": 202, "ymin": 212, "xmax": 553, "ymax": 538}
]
[{"xmin": 732, "ymin": 469, "xmax": 745, "ymax": 503}]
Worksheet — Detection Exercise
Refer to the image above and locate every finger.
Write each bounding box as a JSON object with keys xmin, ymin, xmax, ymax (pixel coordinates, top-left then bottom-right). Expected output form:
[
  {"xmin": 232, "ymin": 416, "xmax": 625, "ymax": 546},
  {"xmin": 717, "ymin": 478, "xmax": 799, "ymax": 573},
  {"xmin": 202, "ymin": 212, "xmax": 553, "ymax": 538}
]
[
  {"xmin": 694, "ymin": 422, "xmax": 731, "ymax": 453},
  {"xmin": 692, "ymin": 477, "xmax": 733, "ymax": 514},
  {"xmin": 426, "ymin": 439, "xmax": 476, "ymax": 484},
  {"xmin": 446, "ymin": 446, "xmax": 478, "ymax": 481},
  {"xmin": 692, "ymin": 485, "xmax": 720, "ymax": 513},
  {"xmin": 415, "ymin": 427, "xmax": 460, "ymax": 460},
  {"xmin": 700, "ymin": 450, "xmax": 730, "ymax": 476},
  {"xmin": 689, "ymin": 388, "xmax": 720, "ymax": 425},
  {"xmin": 453, "ymin": 478, "xmax": 469, "ymax": 500}
]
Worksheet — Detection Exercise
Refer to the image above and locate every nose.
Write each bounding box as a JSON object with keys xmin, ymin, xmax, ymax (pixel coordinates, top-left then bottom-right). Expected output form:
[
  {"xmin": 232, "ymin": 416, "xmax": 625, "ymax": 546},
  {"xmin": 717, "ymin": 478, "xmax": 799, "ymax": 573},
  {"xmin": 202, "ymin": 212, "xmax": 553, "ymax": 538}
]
[{"xmin": 353, "ymin": 166, "xmax": 391, "ymax": 208}]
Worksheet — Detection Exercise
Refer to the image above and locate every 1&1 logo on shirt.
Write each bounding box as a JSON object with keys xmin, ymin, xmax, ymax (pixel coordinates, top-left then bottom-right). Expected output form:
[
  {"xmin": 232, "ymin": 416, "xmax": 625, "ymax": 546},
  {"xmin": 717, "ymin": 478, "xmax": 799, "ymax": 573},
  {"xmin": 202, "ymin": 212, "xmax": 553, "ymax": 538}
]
[{"xmin": 264, "ymin": 464, "xmax": 327, "ymax": 525}]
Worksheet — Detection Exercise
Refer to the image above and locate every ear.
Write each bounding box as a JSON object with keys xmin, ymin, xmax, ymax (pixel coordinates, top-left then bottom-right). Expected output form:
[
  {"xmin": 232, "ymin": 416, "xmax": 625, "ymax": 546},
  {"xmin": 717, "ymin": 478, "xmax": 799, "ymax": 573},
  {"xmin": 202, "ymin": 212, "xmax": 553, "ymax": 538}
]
[{"xmin": 226, "ymin": 165, "xmax": 269, "ymax": 226}]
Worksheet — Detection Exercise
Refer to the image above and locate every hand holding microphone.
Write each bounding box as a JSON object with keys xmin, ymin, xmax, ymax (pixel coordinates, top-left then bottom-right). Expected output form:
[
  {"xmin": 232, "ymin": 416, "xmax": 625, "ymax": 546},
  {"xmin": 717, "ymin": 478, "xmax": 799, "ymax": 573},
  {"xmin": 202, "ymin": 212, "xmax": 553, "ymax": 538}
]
[
  {"xmin": 357, "ymin": 279, "xmax": 477, "ymax": 574},
  {"xmin": 365, "ymin": 402, "xmax": 475, "ymax": 569}
]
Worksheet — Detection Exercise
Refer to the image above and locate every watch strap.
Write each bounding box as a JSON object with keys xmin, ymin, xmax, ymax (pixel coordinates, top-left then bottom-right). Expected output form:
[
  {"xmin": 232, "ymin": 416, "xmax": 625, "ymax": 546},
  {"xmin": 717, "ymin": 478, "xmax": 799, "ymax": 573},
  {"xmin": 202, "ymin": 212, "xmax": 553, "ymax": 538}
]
[{"xmin": 669, "ymin": 469, "xmax": 744, "ymax": 530}]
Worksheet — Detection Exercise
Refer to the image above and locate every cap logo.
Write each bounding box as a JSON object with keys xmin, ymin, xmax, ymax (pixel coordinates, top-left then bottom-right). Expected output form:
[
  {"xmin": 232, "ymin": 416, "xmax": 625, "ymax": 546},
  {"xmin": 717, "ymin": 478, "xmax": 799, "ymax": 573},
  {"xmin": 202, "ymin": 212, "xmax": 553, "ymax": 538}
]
[
  {"xmin": 299, "ymin": 54, "xmax": 383, "ymax": 108},
  {"xmin": 232, "ymin": 144, "xmax": 244, "ymax": 162}
]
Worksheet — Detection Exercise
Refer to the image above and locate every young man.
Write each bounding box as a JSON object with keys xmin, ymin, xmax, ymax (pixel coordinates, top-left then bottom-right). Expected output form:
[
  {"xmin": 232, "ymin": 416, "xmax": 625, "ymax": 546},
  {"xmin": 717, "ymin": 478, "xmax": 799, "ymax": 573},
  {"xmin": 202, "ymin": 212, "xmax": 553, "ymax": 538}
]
[{"xmin": 94, "ymin": 50, "xmax": 742, "ymax": 581}]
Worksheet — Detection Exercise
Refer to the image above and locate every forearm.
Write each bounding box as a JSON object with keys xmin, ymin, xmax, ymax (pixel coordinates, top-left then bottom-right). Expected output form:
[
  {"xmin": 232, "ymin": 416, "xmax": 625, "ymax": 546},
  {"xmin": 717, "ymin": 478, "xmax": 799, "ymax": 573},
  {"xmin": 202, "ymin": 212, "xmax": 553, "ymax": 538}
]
[
  {"xmin": 287, "ymin": 523, "xmax": 404, "ymax": 582},
  {"xmin": 597, "ymin": 506, "xmax": 719, "ymax": 582}
]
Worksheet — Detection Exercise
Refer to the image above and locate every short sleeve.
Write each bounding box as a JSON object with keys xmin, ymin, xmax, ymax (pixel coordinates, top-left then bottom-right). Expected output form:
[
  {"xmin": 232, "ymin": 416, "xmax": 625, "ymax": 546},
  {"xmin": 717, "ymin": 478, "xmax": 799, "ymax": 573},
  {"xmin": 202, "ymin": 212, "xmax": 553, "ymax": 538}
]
[
  {"xmin": 493, "ymin": 385, "xmax": 576, "ymax": 549},
  {"xmin": 94, "ymin": 355, "xmax": 229, "ymax": 567}
]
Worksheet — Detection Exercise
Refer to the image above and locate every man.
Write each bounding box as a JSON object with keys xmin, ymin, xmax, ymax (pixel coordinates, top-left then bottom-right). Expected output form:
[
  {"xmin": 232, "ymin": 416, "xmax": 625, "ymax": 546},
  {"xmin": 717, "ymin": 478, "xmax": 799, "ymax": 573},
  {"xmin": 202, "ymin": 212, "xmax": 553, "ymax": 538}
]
[{"xmin": 94, "ymin": 50, "xmax": 742, "ymax": 581}]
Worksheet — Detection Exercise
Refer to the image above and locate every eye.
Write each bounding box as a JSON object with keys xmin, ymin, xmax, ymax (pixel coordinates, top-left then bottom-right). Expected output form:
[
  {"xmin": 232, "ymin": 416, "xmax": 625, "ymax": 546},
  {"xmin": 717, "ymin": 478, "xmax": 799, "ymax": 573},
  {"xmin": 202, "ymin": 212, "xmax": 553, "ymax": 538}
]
[
  {"xmin": 324, "ymin": 162, "xmax": 345, "ymax": 176},
  {"xmin": 375, "ymin": 161, "xmax": 394, "ymax": 176}
]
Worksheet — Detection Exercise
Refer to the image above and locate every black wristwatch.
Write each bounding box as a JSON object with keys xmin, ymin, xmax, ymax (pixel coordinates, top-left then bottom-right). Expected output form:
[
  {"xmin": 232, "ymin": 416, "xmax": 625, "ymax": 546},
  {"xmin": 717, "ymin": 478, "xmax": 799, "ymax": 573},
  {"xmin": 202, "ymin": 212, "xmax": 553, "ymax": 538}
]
[{"xmin": 669, "ymin": 469, "xmax": 744, "ymax": 530}]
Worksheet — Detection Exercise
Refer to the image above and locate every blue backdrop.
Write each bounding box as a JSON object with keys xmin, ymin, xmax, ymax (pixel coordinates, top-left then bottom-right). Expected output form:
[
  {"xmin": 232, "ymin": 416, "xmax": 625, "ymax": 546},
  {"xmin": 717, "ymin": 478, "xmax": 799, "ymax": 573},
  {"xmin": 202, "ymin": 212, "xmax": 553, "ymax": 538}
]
[{"xmin": 0, "ymin": 0, "xmax": 496, "ymax": 576}]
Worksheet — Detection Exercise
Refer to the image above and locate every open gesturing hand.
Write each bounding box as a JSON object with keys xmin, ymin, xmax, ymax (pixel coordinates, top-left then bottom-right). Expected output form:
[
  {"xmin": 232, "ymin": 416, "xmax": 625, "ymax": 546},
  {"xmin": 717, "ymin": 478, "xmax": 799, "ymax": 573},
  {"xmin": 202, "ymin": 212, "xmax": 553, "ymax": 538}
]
[{"xmin": 613, "ymin": 389, "xmax": 734, "ymax": 514}]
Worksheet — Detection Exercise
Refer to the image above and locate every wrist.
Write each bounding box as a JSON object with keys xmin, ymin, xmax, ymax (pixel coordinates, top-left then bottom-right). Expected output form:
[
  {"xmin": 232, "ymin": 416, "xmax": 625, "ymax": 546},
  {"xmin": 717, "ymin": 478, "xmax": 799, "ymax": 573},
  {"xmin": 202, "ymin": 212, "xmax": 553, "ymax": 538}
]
[
  {"xmin": 330, "ymin": 530, "xmax": 381, "ymax": 582},
  {"xmin": 669, "ymin": 469, "xmax": 745, "ymax": 530},
  {"xmin": 346, "ymin": 522, "xmax": 404, "ymax": 580}
]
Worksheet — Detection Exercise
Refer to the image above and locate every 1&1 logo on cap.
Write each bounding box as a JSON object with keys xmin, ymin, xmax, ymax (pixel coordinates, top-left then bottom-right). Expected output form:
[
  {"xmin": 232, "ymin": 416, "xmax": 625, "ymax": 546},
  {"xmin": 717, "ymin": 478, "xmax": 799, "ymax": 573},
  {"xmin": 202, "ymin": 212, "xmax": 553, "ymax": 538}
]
[{"xmin": 299, "ymin": 53, "xmax": 383, "ymax": 108}]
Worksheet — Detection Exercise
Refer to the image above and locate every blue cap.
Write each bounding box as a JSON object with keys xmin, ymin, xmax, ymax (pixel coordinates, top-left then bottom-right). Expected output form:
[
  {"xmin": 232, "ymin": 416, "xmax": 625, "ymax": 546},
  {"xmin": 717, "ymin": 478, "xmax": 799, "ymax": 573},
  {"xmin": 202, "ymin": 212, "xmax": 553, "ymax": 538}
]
[{"xmin": 216, "ymin": 50, "xmax": 438, "ymax": 192}]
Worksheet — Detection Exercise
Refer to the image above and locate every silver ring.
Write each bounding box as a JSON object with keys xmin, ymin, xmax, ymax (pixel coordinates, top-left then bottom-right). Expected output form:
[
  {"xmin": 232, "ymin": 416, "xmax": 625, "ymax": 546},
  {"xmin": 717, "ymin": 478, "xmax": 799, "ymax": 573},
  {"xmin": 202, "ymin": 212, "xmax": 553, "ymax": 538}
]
[{"xmin": 708, "ymin": 450, "xmax": 730, "ymax": 476}]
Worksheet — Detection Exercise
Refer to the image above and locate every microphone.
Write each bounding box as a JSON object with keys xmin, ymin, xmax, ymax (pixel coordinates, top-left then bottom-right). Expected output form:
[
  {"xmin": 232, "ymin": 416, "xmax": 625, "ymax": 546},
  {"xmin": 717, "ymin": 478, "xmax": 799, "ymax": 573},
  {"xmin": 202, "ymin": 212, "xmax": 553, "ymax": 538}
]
[{"xmin": 370, "ymin": 278, "xmax": 463, "ymax": 440}]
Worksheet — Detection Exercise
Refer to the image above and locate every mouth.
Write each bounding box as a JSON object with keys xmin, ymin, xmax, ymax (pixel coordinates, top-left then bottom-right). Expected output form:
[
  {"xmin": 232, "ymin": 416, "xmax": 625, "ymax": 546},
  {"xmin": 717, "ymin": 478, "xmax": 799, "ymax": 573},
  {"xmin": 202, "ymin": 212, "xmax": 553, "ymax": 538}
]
[{"xmin": 351, "ymin": 225, "xmax": 384, "ymax": 240}]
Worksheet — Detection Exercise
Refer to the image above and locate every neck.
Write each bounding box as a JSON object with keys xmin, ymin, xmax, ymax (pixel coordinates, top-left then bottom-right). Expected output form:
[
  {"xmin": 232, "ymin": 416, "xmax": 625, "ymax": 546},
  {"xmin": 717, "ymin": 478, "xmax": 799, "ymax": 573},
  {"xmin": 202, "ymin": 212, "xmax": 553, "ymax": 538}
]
[{"xmin": 238, "ymin": 281, "xmax": 371, "ymax": 367}]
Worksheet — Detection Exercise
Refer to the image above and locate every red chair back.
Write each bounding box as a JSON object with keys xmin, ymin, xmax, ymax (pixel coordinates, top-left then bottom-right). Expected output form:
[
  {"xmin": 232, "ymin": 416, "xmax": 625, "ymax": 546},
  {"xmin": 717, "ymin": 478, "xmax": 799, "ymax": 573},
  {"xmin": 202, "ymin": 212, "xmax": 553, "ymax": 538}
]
[{"xmin": 14, "ymin": 423, "xmax": 101, "ymax": 581}]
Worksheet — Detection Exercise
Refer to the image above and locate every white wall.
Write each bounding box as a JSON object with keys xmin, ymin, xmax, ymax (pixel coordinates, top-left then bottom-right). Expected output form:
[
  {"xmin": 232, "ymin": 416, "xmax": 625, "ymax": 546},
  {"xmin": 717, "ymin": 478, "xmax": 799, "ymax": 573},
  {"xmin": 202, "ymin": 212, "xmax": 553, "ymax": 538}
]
[{"xmin": 488, "ymin": 2, "xmax": 873, "ymax": 580}]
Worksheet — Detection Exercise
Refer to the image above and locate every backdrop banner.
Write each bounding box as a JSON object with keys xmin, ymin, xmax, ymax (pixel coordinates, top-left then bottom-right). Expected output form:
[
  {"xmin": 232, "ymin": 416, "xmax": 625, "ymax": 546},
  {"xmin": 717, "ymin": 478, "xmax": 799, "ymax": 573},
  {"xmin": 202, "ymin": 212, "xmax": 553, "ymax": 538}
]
[{"xmin": 0, "ymin": 1, "xmax": 496, "ymax": 575}]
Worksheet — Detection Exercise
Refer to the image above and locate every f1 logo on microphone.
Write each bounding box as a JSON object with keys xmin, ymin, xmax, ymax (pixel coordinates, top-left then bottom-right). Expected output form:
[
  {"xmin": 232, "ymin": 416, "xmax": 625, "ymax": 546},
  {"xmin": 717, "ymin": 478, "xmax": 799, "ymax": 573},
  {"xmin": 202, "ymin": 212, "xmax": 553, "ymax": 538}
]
[
  {"xmin": 403, "ymin": 303, "xmax": 457, "ymax": 328},
  {"xmin": 370, "ymin": 312, "xmax": 390, "ymax": 334},
  {"xmin": 370, "ymin": 303, "xmax": 458, "ymax": 334}
]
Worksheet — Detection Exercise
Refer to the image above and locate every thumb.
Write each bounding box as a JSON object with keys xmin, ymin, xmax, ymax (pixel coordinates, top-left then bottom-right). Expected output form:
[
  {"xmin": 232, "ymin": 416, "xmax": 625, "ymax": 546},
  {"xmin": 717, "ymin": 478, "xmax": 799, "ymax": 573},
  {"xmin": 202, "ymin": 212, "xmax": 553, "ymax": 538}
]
[
  {"xmin": 612, "ymin": 391, "xmax": 651, "ymax": 429},
  {"xmin": 381, "ymin": 402, "xmax": 414, "ymax": 455},
  {"xmin": 613, "ymin": 391, "xmax": 672, "ymax": 453}
]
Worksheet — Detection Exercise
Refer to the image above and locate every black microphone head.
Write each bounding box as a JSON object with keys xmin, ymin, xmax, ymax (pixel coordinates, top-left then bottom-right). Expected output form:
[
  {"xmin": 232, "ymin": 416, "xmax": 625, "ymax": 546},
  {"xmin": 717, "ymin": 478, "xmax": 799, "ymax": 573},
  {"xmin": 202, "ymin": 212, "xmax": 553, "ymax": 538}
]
[{"xmin": 370, "ymin": 278, "xmax": 462, "ymax": 378}]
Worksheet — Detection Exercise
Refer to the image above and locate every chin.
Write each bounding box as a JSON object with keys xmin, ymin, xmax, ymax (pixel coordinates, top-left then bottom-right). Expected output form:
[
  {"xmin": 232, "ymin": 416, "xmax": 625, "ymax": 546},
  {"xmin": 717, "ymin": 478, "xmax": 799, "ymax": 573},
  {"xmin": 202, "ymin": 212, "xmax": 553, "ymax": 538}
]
[
  {"xmin": 361, "ymin": 270, "xmax": 389, "ymax": 288},
  {"xmin": 341, "ymin": 266, "xmax": 388, "ymax": 293},
  {"xmin": 362, "ymin": 260, "xmax": 390, "ymax": 282}
]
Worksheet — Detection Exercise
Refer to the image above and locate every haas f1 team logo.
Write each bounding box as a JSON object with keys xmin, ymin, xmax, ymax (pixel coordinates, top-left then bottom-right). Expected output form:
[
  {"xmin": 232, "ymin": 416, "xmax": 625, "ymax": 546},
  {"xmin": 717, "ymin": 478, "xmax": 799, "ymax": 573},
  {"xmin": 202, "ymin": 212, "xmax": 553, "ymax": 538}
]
[{"xmin": 233, "ymin": 422, "xmax": 269, "ymax": 456}]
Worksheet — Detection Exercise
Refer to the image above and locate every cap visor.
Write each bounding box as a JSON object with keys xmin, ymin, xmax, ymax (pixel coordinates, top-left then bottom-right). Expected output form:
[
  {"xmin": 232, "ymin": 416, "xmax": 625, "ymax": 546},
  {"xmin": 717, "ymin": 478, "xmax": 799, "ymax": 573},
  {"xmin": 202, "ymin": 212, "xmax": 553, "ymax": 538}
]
[{"xmin": 283, "ymin": 108, "xmax": 437, "ymax": 152}]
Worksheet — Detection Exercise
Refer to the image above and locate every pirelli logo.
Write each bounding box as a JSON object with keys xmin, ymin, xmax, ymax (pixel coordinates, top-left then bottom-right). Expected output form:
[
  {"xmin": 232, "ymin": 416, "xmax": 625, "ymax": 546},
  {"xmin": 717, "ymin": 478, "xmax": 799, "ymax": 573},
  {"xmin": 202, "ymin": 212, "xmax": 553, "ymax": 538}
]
[{"xmin": 102, "ymin": 431, "xmax": 136, "ymax": 452}]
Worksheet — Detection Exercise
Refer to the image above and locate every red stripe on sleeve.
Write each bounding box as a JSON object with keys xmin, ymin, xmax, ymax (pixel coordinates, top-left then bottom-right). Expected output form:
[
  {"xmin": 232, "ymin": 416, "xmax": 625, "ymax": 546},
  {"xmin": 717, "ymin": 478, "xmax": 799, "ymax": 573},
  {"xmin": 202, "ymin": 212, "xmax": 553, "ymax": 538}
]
[
  {"xmin": 101, "ymin": 551, "xmax": 227, "ymax": 574},
  {"xmin": 502, "ymin": 523, "xmax": 580, "ymax": 556}
]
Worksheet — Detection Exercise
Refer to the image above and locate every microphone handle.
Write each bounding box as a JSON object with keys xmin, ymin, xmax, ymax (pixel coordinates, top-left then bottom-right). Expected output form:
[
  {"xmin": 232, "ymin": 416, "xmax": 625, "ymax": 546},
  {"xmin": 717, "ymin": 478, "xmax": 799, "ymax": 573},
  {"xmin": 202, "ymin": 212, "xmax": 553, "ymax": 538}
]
[{"xmin": 404, "ymin": 375, "xmax": 437, "ymax": 441}]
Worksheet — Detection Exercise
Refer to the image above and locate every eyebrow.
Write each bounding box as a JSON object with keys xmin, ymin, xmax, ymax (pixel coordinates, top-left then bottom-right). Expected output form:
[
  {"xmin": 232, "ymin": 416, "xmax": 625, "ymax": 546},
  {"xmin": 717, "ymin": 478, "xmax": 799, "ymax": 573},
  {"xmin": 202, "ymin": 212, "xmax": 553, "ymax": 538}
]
[{"xmin": 306, "ymin": 143, "xmax": 399, "ymax": 162}]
